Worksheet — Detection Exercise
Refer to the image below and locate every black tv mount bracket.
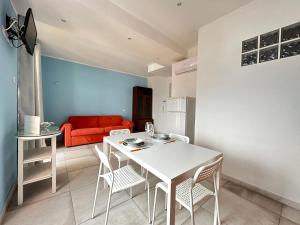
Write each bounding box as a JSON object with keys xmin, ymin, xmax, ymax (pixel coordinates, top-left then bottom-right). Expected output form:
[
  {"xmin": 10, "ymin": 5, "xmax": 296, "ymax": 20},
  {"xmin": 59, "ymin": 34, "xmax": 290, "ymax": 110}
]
[{"xmin": 1, "ymin": 15, "xmax": 24, "ymax": 48}]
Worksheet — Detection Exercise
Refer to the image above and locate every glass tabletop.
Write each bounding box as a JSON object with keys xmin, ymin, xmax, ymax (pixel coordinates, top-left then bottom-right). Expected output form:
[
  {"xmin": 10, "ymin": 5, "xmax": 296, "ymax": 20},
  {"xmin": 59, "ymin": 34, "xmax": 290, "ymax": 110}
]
[{"xmin": 17, "ymin": 125, "xmax": 61, "ymax": 138}]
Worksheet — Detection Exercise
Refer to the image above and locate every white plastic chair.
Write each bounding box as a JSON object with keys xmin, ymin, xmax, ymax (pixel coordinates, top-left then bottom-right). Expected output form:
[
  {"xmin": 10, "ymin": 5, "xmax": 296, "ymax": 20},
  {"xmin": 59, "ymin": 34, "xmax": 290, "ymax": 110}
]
[
  {"xmin": 152, "ymin": 156, "xmax": 223, "ymax": 225},
  {"xmin": 169, "ymin": 133, "xmax": 190, "ymax": 144},
  {"xmin": 110, "ymin": 129, "xmax": 149, "ymax": 191},
  {"xmin": 92, "ymin": 145, "xmax": 151, "ymax": 225},
  {"xmin": 109, "ymin": 129, "xmax": 131, "ymax": 168}
]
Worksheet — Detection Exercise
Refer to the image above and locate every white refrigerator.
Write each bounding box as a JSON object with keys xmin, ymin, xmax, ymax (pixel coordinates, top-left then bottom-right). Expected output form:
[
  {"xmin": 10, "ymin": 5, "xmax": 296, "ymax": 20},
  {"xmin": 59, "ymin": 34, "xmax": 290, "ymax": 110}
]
[{"xmin": 164, "ymin": 97, "xmax": 196, "ymax": 144}]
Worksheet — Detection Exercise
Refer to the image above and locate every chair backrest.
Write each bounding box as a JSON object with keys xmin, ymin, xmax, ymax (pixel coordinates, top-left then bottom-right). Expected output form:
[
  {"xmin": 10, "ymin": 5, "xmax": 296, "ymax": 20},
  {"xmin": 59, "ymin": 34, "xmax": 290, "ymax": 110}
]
[
  {"xmin": 95, "ymin": 144, "xmax": 112, "ymax": 173},
  {"xmin": 110, "ymin": 129, "xmax": 130, "ymax": 136},
  {"xmin": 193, "ymin": 156, "xmax": 223, "ymax": 185},
  {"xmin": 169, "ymin": 133, "xmax": 190, "ymax": 143}
]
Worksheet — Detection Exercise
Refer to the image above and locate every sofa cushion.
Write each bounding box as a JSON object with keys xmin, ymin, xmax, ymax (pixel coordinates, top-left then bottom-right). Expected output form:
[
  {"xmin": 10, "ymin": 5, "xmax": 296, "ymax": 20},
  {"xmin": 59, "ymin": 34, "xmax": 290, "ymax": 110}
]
[
  {"xmin": 68, "ymin": 116, "xmax": 99, "ymax": 129},
  {"xmin": 98, "ymin": 116, "xmax": 123, "ymax": 127},
  {"xmin": 71, "ymin": 134, "xmax": 105, "ymax": 146},
  {"xmin": 71, "ymin": 128, "xmax": 105, "ymax": 137},
  {"xmin": 104, "ymin": 126, "xmax": 127, "ymax": 133}
]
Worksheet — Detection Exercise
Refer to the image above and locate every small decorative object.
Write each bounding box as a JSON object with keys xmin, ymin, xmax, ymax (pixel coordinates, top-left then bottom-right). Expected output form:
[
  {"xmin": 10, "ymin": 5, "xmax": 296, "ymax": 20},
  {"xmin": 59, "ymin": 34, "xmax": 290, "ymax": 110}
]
[
  {"xmin": 241, "ymin": 51, "xmax": 257, "ymax": 66},
  {"xmin": 242, "ymin": 37, "xmax": 258, "ymax": 53},
  {"xmin": 145, "ymin": 122, "xmax": 154, "ymax": 136},
  {"xmin": 259, "ymin": 46, "xmax": 278, "ymax": 63},
  {"xmin": 24, "ymin": 115, "xmax": 40, "ymax": 135},
  {"xmin": 280, "ymin": 39, "xmax": 300, "ymax": 58},
  {"xmin": 260, "ymin": 29, "xmax": 279, "ymax": 48},
  {"xmin": 281, "ymin": 22, "xmax": 300, "ymax": 42},
  {"xmin": 40, "ymin": 122, "xmax": 54, "ymax": 131}
]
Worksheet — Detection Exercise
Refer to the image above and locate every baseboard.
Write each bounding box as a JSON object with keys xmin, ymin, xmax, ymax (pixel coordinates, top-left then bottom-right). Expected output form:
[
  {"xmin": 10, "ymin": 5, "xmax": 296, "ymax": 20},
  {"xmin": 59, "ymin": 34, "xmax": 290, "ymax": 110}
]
[
  {"xmin": 223, "ymin": 174, "xmax": 300, "ymax": 210},
  {"xmin": 0, "ymin": 183, "xmax": 16, "ymax": 225}
]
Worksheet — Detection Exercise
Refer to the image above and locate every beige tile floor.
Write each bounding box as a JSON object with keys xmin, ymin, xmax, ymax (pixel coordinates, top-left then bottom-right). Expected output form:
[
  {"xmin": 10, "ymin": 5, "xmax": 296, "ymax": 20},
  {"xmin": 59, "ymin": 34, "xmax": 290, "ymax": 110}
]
[{"xmin": 3, "ymin": 143, "xmax": 300, "ymax": 225}]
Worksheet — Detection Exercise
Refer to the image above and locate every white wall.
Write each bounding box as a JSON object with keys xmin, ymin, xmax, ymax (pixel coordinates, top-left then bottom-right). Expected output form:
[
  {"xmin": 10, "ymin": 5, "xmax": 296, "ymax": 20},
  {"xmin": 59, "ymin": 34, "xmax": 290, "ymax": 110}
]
[
  {"xmin": 148, "ymin": 76, "xmax": 171, "ymax": 133},
  {"xmin": 172, "ymin": 57, "xmax": 197, "ymax": 98},
  {"xmin": 195, "ymin": 0, "xmax": 300, "ymax": 205},
  {"xmin": 188, "ymin": 45, "xmax": 198, "ymax": 57}
]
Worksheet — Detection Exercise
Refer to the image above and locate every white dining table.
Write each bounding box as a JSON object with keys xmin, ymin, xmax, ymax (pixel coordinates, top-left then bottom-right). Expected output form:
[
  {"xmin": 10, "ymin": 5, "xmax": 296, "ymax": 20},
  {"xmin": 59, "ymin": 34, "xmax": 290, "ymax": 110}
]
[{"xmin": 102, "ymin": 132, "xmax": 222, "ymax": 225}]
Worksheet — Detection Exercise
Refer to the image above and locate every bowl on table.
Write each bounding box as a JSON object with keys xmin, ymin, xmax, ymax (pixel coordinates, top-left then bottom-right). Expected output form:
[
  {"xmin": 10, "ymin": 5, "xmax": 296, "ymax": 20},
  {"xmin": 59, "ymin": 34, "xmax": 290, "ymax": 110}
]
[
  {"xmin": 151, "ymin": 133, "xmax": 170, "ymax": 141},
  {"xmin": 123, "ymin": 138, "xmax": 145, "ymax": 147}
]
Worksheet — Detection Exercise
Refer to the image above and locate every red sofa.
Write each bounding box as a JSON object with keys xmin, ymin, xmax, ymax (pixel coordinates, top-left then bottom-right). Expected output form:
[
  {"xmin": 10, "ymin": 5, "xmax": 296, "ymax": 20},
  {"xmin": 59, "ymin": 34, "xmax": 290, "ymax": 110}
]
[{"xmin": 60, "ymin": 115, "xmax": 134, "ymax": 147}]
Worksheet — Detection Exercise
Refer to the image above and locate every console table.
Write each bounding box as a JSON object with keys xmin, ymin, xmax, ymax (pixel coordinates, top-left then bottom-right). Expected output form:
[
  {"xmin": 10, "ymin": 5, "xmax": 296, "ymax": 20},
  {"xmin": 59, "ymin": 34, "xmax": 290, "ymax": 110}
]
[{"xmin": 17, "ymin": 126, "xmax": 61, "ymax": 205}]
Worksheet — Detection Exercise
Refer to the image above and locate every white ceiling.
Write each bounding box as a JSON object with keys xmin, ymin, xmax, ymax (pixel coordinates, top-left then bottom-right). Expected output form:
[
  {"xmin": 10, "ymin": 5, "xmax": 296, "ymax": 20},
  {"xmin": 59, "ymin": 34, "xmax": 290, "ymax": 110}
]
[{"xmin": 11, "ymin": 0, "xmax": 253, "ymax": 77}]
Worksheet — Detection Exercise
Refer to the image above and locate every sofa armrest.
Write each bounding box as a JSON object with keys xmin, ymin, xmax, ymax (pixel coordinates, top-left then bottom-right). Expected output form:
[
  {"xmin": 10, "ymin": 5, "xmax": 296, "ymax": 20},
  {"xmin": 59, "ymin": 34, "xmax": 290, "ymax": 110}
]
[
  {"xmin": 122, "ymin": 120, "xmax": 134, "ymax": 132},
  {"xmin": 60, "ymin": 123, "xmax": 73, "ymax": 147}
]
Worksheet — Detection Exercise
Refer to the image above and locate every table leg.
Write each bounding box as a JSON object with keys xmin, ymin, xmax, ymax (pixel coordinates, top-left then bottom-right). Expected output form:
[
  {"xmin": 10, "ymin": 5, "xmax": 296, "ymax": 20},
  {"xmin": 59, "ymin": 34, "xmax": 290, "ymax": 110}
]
[
  {"xmin": 167, "ymin": 180, "xmax": 176, "ymax": 225},
  {"xmin": 51, "ymin": 137, "xmax": 56, "ymax": 193},
  {"xmin": 103, "ymin": 139, "xmax": 109, "ymax": 188},
  {"xmin": 18, "ymin": 140, "xmax": 23, "ymax": 205}
]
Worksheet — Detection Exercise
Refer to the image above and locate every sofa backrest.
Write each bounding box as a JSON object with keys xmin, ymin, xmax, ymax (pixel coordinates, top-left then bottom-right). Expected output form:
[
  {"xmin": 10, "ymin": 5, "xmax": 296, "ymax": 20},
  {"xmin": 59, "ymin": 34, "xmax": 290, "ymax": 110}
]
[
  {"xmin": 98, "ymin": 115, "xmax": 123, "ymax": 127},
  {"xmin": 68, "ymin": 116, "xmax": 99, "ymax": 129},
  {"xmin": 68, "ymin": 115, "xmax": 124, "ymax": 129}
]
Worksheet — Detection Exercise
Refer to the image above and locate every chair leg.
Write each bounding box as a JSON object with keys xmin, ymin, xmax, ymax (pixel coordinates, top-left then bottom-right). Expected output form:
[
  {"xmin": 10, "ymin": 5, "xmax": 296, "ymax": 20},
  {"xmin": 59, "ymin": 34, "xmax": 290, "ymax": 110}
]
[
  {"xmin": 141, "ymin": 167, "xmax": 144, "ymax": 176},
  {"xmin": 213, "ymin": 196, "xmax": 218, "ymax": 225},
  {"xmin": 104, "ymin": 187, "xmax": 113, "ymax": 225},
  {"xmin": 92, "ymin": 167, "xmax": 102, "ymax": 218},
  {"xmin": 190, "ymin": 192, "xmax": 195, "ymax": 225},
  {"xmin": 130, "ymin": 187, "xmax": 133, "ymax": 198},
  {"xmin": 213, "ymin": 173, "xmax": 221, "ymax": 225},
  {"xmin": 118, "ymin": 159, "xmax": 121, "ymax": 169},
  {"xmin": 152, "ymin": 186, "xmax": 159, "ymax": 225},
  {"xmin": 213, "ymin": 191, "xmax": 221, "ymax": 225},
  {"xmin": 109, "ymin": 146, "xmax": 112, "ymax": 159},
  {"xmin": 216, "ymin": 195, "xmax": 221, "ymax": 225},
  {"xmin": 164, "ymin": 193, "xmax": 167, "ymax": 210},
  {"xmin": 147, "ymin": 182, "xmax": 151, "ymax": 224},
  {"xmin": 190, "ymin": 209, "xmax": 195, "ymax": 225},
  {"xmin": 144, "ymin": 170, "xmax": 148, "ymax": 190}
]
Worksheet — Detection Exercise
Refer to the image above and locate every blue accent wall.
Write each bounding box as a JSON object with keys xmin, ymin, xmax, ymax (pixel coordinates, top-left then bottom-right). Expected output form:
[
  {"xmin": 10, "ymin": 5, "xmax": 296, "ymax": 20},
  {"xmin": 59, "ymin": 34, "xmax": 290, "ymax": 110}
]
[
  {"xmin": 42, "ymin": 56, "xmax": 147, "ymax": 126},
  {"xmin": 0, "ymin": 0, "xmax": 17, "ymax": 214}
]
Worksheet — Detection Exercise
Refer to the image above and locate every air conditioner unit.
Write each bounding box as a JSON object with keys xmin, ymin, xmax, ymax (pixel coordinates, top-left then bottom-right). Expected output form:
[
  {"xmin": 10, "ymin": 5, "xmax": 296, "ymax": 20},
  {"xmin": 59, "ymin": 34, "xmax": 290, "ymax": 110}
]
[{"xmin": 173, "ymin": 57, "xmax": 197, "ymax": 75}]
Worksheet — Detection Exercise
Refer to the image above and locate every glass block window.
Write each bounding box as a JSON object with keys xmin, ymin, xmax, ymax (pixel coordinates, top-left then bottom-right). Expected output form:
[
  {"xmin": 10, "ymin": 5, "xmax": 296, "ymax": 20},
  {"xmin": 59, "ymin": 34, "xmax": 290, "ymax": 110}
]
[
  {"xmin": 260, "ymin": 30, "xmax": 279, "ymax": 48},
  {"xmin": 281, "ymin": 22, "xmax": 300, "ymax": 42},
  {"xmin": 259, "ymin": 46, "xmax": 278, "ymax": 63},
  {"xmin": 241, "ymin": 51, "xmax": 258, "ymax": 66},
  {"xmin": 242, "ymin": 37, "xmax": 258, "ymax": 53},
  {"xmin": 241, "ymin": 21, "xmax": 300, "ymax": 66},
  {"xmin": 280, "ymin": 39, "xmax": 300, "ymax": 59}
]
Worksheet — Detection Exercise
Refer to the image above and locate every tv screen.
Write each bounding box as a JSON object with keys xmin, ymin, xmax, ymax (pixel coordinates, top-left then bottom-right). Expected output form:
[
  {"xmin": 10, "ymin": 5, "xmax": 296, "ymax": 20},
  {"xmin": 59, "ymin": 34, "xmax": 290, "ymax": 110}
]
[{"xmin": 21, "ymin": 8, "xmax": 37, "ymax": 55}]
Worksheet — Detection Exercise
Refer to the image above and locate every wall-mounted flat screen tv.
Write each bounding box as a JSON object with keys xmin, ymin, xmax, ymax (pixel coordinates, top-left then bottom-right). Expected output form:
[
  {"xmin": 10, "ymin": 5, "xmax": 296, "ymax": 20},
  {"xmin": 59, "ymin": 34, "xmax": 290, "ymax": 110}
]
[{"xmin": 21, "ymin": 8, "xmax": 37, "ymax": 55}]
